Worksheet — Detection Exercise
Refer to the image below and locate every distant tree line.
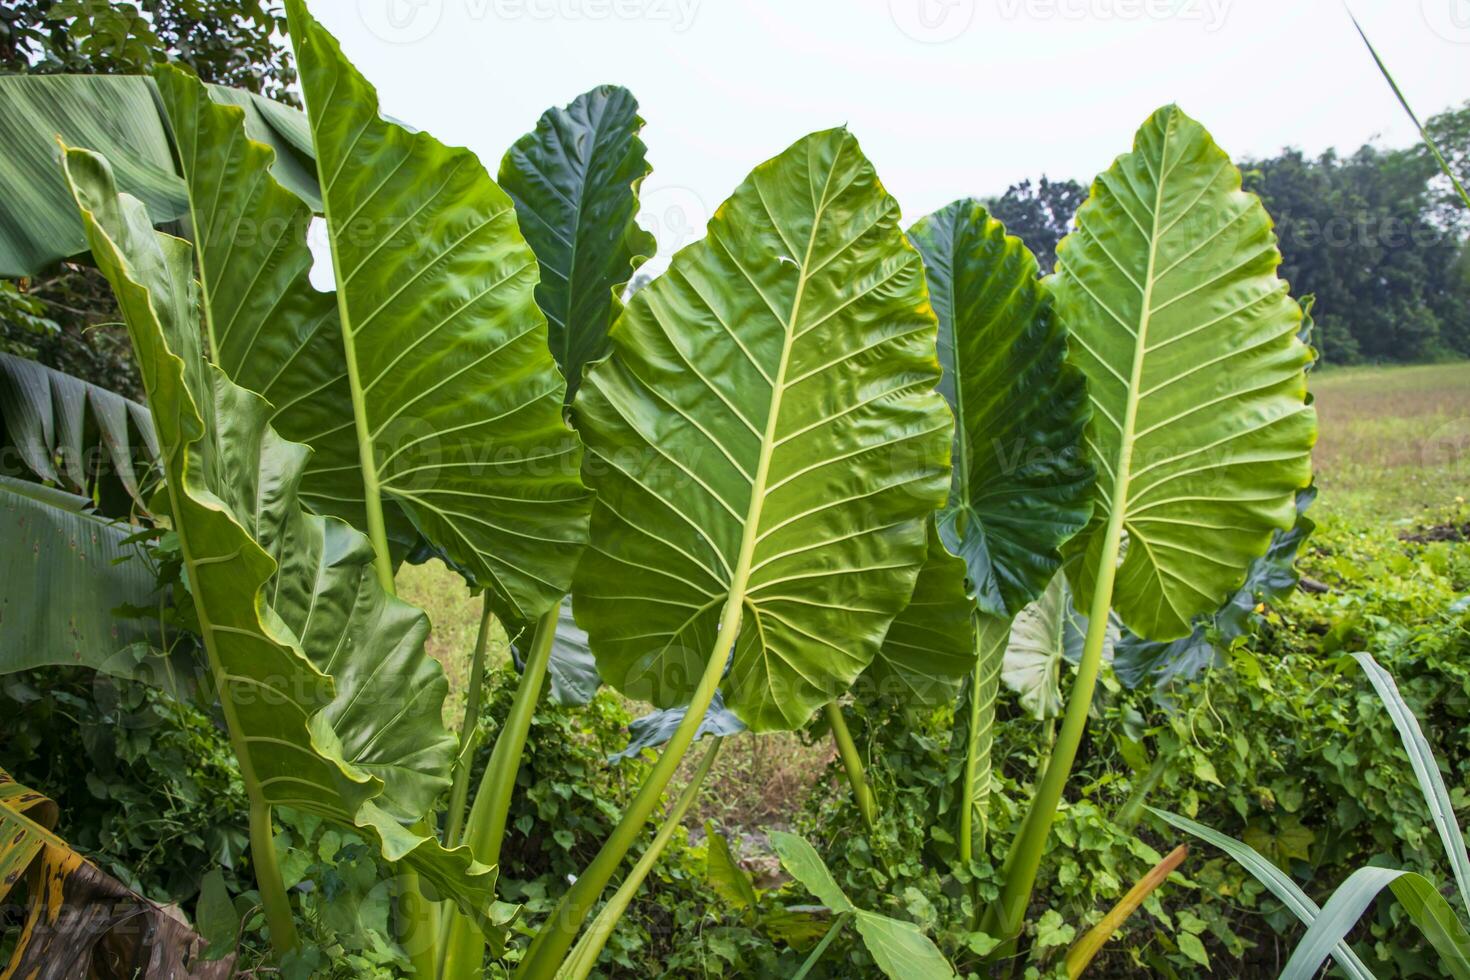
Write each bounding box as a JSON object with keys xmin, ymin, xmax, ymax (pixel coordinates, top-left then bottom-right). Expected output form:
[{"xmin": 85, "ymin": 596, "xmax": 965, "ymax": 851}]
[
  {"xmin": 988, "ymin": 102, "xmax": 1470, "ymax": 365},
  {"xmin": 2, "ymin": 3, "xmax": 1465, "ymax": 378}
]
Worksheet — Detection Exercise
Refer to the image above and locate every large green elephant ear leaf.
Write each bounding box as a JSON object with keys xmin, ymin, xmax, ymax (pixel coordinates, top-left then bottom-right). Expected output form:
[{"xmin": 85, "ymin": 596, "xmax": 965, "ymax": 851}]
[
  {"xmin": 1113, "ymin": 484, "xmax": 1315, "ymax": 690},
  {"xmin": 571, "ymin": 127, "xmax": 953, "ymax": 732},
  {"xmin": 499, "ymin": 84, "xmax": 656, "ymax": 401},
  {"xmin": 857, "ymin": 520, "xmax": 976, "ymax": 706},
  {"xmin": 864, "ymin": 200, "xmax": 1094, "ymax": 709},
  {"xmin": 909, "ymin": 199, "xmax": 1093, "ymax": 618},
  {"xmin": 1056, "ymin": 105, "xmax": 1316, "ymax": 641},
  {"xmin": 280, "ymin": 0, "xmax": 589, "ymax": 617},
  {"xmin": 62, "ymin": 146, "xmax": 506, "ymax": 936},
  {"xmin": 151, "ymin": 64, "xmax": 420, "ymax": 558}
]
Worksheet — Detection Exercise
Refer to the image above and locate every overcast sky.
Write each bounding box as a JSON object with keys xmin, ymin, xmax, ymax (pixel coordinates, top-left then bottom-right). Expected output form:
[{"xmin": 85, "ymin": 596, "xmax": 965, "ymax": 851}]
[{"xmin": 317, "ymin": 0, "xmax": 1468, "ymax": 270}]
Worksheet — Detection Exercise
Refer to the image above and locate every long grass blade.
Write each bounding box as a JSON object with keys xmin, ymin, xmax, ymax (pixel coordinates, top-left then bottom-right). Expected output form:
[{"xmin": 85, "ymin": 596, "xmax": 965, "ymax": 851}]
[
  {"xmin": 1280, "ymin": 867, "xmax": 1404, "ymax": 980},
  {"xmin": 1348, "ymin": 9, "xmax": 1470, "ymax": 210},
  {"xmin": 1149, "ymin": 808, "xmax": 1376, "ymax": 980},
  {"xmin": 1389, "ymin": 873, "xmax": 1470, "ymax": 980},
  {"xmin": 1281, "ymin": 867, "xmax": 1470, "ymax": 980},
  {"xmin": 1352, "ymin": 652, "xmax": 1470, "ymax": 917}
]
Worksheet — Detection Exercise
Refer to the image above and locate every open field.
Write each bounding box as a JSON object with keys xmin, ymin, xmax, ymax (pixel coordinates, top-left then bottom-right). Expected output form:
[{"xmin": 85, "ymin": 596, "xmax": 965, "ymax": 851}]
[
  {"xmin": 399, "ymin": 359, "xmax": 1470, "ymax": 833},
  {"xmin": 1309, "ymin": 361, "xmax": 1470, "ymax": 522}
]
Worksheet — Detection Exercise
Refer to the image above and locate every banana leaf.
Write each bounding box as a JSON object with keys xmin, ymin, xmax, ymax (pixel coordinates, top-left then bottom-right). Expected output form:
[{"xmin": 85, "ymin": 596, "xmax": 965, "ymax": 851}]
[
  {"xmin": 0, "ymin": 73, "xmax": 316, "ymax": 276},
  {"xmin": 0, "ymin": 351, "xmax": 159, "ymax": 517},
  {"xmin": 0, "ymin": 766, "xmax": 233, "ymax": 977},
  {"xmin": 0, "ymin": 475, "xmax": 188, "ymax": 688}
]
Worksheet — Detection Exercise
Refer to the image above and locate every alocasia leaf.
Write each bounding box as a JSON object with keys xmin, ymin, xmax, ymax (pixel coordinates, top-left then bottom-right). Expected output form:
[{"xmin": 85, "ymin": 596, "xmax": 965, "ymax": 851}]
[
  {"xmin": 150, "ymin": 65, "xmax": 423, "ymax": 558},
  {"xmin": 499, "ymin": 84, "xmax": 656, "ymax": 400},
  {"xmin": 571, "ymin": 127, "xmax": 953, "ymax": 732},
  {"xmin": 947, "ymin": 612, "xmax": 1010, "ymax": 854},
  {"xmin": 988, "ymin": 107, "xmax": 1317, "ymax": 938},
  {"xmin": 63, "ymin": 145, "xmax": 506, "ymax": 936},
  {"xmin": 1001, "ymin": 571, "xmax": 1116, "ymax": 719},
  {"xmin": 266, "ymin": 0, "xmax": 591, "ymax": 619},
  {"xmin": 1056, "ymin": 104, "xmax": 1316, "ymax": 642},
  {"xmin": 878, "ymin": 200, "xmax": 1091, "ymax": 860},
  {"xmin": 909, "ymin": 199, "xmax": 1093, "ymax": 617},
  {"xmin": 1113, "ymin": 486, "xmax": 1316, "ymax": 690},
  {"xmin": 608, "ymin": 690, "xmax": 746, "ymax": 764},
  {"xmin": 509, "ymin": 596, "xmax": 601, "ymax": 707},
  {"xmin": 858, "ymin": 521, "xmax": 976, "ymax": 706}
]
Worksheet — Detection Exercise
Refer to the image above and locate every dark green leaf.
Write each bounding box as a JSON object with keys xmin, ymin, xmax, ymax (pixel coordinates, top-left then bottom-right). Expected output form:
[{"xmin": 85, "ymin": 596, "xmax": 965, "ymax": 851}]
[
  {"xmin": 195, "ymin": 867, "xmax": 239, "ymax": 961},
  {"xmin": 908, "ymin": 199, "xmax": 1092, "ymax": 618},
  {"xmin": 499, "ymin": 84, "xmax": 656, "ymax": 400}
]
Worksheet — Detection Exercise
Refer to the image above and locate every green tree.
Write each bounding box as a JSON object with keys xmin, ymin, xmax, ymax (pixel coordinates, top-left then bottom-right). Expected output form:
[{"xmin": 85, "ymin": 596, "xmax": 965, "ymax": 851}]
[
  {"xmin": 1, "ymin": 1, "xmax": 295, "ymax": 102},
  {"xmin": 1243, "ymin": 135, "xmax": 1469, "ymax": 363},
  {"xmin": 983, "ymin": 175, "xmax": 1086, "ymax": 274}
]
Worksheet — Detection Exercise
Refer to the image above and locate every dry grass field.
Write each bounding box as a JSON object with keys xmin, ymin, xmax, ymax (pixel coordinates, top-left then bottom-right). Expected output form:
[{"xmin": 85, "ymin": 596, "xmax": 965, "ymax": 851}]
[{"xmin": 1309, "ymin": 361, "xmax": 1470, "ymax": 521}]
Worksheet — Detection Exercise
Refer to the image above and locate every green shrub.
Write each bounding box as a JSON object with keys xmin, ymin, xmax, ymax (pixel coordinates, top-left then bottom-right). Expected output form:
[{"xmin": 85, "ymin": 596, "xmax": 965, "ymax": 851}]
[
  {"xmin": 798, "ymin": 505, "xmax": 1470, "ymax": 978},
  {"xmin": 0, "ymin": 668, "xmax": 250, "ymax": 902},
  {"xmin": 475, "ymin": 664, "xmax": 790, "ymax": 977}
]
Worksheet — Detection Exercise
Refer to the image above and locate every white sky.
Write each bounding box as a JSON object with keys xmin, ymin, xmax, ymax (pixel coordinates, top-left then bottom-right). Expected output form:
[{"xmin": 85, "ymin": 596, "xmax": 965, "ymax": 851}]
[{"xmin": 318, "ymin": 0, "xmax": 1469, "ymax": 270}]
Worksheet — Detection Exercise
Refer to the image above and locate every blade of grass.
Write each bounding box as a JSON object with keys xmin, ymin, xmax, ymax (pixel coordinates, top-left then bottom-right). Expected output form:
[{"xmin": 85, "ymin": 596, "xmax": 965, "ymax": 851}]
[
  {"xmin": 1281, "ymin": 868, "xmax": 1470, "ymax": 980},
  {"xmin": 1280, "ymin": 866, "xmax": 1403, "ymax": 980},
  {"xmin": 1149, "ymin": 808, "xmax": 1375, "ymax": 980},
  {"xmin": 1348, "ymin": 9, "xmax": 1470, "ymax": 209},
  {"xmin": 1389, "ymin": 873, "xmax": 1470, "ymax": 979},
  {"xmin": 1352, "ymin": 652, "xmax": 1470, "ymax": 917},
  {"xmin": 1064, "ymin": 844, "xmax": 1187, "ymax": 978}
]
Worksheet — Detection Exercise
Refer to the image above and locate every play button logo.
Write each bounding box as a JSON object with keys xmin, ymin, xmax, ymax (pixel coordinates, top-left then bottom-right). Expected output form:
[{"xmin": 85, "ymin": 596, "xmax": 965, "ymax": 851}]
[{"xmin": 359, "ymin": 0, "xmax": 444, "ymax": 44}]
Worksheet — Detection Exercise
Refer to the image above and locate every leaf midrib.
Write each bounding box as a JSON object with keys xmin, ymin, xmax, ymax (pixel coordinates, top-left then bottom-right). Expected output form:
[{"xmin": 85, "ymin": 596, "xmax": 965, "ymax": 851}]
[
  {"xmin": 300, "ymin": 47, "xmax": 395, "ymax": 595},
  {"xmin": 724, "ymin": 149, "xmax": 844, "ymax": 630},
  {"xmin": 1106, "ymin": 110, "xmax": 1174, "ymax": 542}
]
